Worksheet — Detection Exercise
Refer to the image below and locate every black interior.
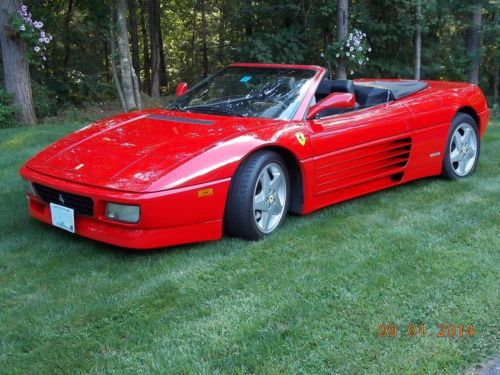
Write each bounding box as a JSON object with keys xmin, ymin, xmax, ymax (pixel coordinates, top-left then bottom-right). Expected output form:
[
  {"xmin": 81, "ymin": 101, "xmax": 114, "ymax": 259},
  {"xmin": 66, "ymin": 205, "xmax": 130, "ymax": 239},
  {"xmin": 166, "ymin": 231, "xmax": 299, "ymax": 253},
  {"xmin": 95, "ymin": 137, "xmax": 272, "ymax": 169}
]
[{"xmin": 313, "ymin": 78, "xmax": 427, "ymax": 118}]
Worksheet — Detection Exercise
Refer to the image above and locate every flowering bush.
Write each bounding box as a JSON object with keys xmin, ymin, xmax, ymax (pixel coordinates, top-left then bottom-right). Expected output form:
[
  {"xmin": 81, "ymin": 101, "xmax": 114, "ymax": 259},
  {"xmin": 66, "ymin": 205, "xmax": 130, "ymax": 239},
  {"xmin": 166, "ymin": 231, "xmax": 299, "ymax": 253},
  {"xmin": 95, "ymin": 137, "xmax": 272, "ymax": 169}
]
[
  {"xmin": 10, "ymin": 4, "xmax": 52, "ymax": 63},
  {"xmin": 325, "ymin": 29, "xmax": 371, "ymax": 75}
]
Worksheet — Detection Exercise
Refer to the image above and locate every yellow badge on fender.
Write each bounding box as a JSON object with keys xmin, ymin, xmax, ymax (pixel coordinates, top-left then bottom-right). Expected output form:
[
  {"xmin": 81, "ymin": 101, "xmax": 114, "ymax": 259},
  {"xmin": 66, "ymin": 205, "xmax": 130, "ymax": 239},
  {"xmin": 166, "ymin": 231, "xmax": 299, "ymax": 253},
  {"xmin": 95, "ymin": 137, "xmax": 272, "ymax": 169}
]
[{"xmin": 296, "ymin": 132, "xmax": 306, "ymax": 146}]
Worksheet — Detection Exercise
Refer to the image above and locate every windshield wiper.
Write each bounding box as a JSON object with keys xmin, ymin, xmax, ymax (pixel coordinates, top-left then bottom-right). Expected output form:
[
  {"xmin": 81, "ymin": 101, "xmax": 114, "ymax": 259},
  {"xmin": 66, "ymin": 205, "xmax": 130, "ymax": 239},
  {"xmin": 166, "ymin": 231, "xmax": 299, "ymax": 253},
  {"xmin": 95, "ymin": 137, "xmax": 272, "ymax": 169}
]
[
  {"xmin": 184, "ymin": 105, "xmax": 244, "ymax": 117},
  {"xmin": 169, "ymin": 101, "xmax": 186, "ymax": 112}
]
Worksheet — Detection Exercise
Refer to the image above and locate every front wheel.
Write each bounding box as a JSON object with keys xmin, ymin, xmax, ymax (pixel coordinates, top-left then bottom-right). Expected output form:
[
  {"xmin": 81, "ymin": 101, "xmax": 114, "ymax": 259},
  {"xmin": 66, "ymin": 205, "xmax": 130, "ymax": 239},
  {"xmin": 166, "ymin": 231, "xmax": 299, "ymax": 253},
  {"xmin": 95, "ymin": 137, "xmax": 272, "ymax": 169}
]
[
  {"xmin": 224, "ymin": 151, "xmax": 290, "ymax": 240},
  {"xmin": 441, "ymin": 113, "xmax": 480, "ymax": 180}
]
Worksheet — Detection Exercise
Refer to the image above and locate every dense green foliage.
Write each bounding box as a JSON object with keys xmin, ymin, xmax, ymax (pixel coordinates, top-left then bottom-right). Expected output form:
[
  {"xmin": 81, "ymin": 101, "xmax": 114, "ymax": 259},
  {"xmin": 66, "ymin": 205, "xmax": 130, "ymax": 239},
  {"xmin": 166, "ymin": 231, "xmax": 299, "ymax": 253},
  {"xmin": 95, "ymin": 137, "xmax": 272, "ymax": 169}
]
[
  {"xmin": 0, "ymin": 0, "xmax": 495, "ymax": 119},
  {"xmin": 0, "ymin": 88, "xmax": 19, "ymax": 128},
  {"xmin": 0, "ymin": 119, "xmax": 498, "ymax": 372}
]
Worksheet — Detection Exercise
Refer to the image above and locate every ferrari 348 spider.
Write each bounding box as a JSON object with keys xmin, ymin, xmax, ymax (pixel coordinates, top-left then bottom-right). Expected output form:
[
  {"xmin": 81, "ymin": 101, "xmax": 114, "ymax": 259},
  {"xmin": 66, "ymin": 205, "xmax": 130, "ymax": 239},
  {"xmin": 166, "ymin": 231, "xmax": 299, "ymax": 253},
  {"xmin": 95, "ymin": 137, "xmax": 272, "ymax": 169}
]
[{"xmin": 20, "ymin": 63, "xmax": 490, "ymax": 249}]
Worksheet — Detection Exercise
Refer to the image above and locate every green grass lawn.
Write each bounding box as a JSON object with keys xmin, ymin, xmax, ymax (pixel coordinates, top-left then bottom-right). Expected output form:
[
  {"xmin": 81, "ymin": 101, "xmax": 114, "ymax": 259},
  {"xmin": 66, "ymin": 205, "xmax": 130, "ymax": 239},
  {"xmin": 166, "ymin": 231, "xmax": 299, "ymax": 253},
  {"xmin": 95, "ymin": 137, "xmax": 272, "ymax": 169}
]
[{"xmin": 0, "ymin": 118, "xmax": 499, "ymax": 374}]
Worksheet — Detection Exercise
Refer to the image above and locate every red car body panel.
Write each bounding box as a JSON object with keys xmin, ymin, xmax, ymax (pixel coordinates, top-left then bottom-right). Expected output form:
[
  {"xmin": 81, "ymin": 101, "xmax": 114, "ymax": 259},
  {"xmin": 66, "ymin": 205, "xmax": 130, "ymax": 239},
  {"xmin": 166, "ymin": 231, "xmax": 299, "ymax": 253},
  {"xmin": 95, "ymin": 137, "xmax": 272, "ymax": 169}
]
[{"xmin": 20, "ymin": 63, "xmax": 490, "ymax": 249}]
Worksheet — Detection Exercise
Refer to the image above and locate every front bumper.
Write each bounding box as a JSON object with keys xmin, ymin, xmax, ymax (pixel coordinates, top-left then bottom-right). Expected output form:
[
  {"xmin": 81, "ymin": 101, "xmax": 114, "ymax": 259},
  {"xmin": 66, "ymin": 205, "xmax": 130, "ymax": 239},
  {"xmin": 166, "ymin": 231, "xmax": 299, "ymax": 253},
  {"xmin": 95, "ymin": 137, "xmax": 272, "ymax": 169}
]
[{"xmin": 20, "ymin": 166, "xmax": 231, "ymax": 249}]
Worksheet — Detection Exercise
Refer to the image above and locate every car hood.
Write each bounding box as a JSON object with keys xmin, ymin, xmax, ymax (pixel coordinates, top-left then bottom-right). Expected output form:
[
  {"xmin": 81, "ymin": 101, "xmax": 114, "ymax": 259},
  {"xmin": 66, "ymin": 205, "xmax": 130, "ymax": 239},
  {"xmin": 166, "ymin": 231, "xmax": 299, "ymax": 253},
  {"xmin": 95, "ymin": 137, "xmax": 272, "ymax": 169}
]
[{"xmin": 26, "ymin": 109, "xmax": 278, "ymax": 192}]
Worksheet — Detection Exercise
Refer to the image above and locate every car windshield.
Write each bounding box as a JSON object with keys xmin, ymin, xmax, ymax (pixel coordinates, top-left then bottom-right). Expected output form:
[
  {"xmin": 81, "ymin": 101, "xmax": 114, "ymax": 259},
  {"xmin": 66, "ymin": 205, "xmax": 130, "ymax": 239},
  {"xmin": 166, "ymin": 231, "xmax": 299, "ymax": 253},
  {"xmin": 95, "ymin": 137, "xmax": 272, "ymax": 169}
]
[{"xmin": 169, "ymin": 66, "xmax": 317, "ymax": 120}]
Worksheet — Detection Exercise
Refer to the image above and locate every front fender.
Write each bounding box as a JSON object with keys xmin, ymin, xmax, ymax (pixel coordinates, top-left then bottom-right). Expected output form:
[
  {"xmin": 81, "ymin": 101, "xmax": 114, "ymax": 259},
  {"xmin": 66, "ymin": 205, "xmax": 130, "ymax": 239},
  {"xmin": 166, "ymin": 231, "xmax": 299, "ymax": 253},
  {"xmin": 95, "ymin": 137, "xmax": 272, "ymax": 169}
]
[{"xmin": 146, "ymin": 122, "xmax": 314, "ymax": 191}]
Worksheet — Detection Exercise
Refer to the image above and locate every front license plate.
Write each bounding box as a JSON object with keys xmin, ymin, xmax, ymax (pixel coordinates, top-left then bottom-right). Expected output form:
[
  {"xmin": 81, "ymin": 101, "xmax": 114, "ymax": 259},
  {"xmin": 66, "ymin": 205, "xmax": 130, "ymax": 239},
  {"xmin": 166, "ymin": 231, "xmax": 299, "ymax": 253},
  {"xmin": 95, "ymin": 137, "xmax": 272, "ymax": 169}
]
[{"xmin": 50, "ymin": 203, "xmax": 75, "ymax": 233}]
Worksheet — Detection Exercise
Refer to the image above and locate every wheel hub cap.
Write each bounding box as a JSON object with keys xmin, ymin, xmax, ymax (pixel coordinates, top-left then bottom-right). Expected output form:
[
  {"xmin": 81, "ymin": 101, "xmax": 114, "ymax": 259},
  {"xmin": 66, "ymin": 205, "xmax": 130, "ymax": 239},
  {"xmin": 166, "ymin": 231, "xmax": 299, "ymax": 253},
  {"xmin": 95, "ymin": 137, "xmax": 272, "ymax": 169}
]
[
  {"xmin": 449, "ymin": 122, "xmax": 477, "ymax": 177},
  {"xmin": 253, "ymin": 163, "xmax": 287, "ymax": 234}
]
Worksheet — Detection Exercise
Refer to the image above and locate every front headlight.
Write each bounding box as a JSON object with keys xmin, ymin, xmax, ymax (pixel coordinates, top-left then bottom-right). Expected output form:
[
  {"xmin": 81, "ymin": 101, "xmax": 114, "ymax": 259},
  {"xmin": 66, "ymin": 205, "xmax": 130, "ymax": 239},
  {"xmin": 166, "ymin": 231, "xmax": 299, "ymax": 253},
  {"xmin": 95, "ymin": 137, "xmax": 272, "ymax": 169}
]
[{"xmin": 105, "ymin": 203, "xmax": 140, "ymax": 223}]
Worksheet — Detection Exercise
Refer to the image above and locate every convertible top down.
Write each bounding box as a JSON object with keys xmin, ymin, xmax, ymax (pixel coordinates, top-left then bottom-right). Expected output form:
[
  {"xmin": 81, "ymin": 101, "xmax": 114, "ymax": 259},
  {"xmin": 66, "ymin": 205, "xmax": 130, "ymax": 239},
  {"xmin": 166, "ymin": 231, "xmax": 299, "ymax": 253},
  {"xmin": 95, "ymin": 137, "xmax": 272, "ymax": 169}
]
[{"xmin": 20, "ymin": 63, "xmax": 490, "ymax": 249}]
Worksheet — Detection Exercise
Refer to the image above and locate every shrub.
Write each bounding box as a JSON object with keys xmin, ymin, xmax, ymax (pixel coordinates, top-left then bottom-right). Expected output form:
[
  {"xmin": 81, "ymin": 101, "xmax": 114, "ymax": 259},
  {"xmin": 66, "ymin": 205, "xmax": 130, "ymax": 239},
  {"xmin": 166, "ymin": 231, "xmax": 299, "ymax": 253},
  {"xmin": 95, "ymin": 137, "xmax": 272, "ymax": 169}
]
[
  {"xmin": 32, "ymin": 81, "xmax": 58, "ymax": 118},
  {"xmin": 0, "ymin": 88, "xmax": 19, "ymax": 128}
]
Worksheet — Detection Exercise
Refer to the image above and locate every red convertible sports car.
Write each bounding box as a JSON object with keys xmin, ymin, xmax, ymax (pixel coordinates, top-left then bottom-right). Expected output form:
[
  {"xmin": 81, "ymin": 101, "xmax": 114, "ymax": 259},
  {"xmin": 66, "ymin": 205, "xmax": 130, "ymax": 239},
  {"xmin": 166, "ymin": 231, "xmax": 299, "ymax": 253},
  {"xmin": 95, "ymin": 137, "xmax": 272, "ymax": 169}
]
[{"xmin": 20, "ymin": 63, "xmax": 490, "ymax": 249}]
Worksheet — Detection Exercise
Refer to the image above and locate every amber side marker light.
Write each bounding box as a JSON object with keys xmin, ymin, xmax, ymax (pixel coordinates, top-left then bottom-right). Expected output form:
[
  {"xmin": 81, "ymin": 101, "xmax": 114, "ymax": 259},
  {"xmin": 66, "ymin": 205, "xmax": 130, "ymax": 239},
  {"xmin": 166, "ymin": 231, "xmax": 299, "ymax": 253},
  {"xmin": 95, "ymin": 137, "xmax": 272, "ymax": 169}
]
[{"xmin": 197, "ymin": 188, "xmax": 214, "ymax": 198}]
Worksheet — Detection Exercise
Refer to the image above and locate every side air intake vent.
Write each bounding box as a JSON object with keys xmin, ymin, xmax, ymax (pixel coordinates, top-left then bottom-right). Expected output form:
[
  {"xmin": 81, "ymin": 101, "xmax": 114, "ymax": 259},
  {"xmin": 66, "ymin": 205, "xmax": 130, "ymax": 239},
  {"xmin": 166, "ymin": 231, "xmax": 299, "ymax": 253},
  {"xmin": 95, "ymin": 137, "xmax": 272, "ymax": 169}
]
[{"xmin": 316, "ymin": 138, "xmax": 412, "ymax": 195}]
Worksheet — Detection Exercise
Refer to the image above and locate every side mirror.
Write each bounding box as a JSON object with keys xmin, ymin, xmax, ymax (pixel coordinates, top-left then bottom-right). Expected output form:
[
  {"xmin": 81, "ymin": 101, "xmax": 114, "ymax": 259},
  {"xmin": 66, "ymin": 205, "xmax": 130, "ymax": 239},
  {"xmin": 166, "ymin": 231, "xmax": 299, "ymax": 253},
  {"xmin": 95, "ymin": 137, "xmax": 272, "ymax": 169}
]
[
  {"xmin": 175, "ymin": 82, "xmax": 188, "ymax": 97},
  {"xmin": 307, "ymin": 92, "xmax": 356, "ymax": 120}
]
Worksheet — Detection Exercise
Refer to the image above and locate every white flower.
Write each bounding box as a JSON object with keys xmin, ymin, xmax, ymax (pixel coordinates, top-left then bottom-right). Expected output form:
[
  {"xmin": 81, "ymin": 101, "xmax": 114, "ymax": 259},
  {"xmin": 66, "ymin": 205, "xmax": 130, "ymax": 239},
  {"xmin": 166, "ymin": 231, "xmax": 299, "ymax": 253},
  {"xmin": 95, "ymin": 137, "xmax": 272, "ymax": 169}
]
[
  {"xmin": 359, "ymin": 60, "xmax": 363, "ymax": 65},
  {"xmin": 336, "ymin": 53, "xmax": 340, "ymax": 58},
  {"xmin": 39, "ymin": 37, "xmax": 44, "ymax": 43},
  {"xmin": 34, "ymin": 21, "xmax": 43, "ymax": 29},
  {"xmin": 350, "ymin": 46, "xmax": 354, "ymax": 51},
  {"xmin": 368, "ymin": 48, "xmax": 372, "ymax": 52},
  {"xmin": 366, "ymin": 57, "xmax": 370, "ymax": 61},
  {"xmin": 363, "ymin": 33, "xmax": 366, "ymax": 37},
  {"xmin": 350, "ymin": 70, "xmax": 354, "ymax": 75},
  {"xmin": 346, "ymin": 52, "xmax": 350, "ymax": 57},
  {"xmin": 34, "ymin": 46, "xmax": 40, "ymax": 52},
  {"xmin": 358, "ymin": 46, "xmax": 363, "ymax": 51},
  {"xmin": 346, "ymin": 42, "xmax": 350, "ymax": 47},
  {"xmin": 44, "ymin": 38, "xmax": 50, "ymax": 43},
  {"xmin": 21, "ymin": 5, "xmax": 28, "ymax": 12},
  {"xmin": 20, "ymin": 25, "xmax": 25, "ymax": 31},
  {"xmin": 42, "ymin": 56, "xmax": 47, "ymax": 61}
]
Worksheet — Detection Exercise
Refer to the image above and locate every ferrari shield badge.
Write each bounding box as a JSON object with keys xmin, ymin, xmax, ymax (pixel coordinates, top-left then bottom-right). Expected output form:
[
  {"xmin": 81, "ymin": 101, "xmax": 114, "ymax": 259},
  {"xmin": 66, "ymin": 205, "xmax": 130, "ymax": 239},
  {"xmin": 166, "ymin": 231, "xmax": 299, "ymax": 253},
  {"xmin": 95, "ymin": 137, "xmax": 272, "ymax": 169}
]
[{"xmin": 296, "ymin": 132, "xmax": 306, "ymax": 146}]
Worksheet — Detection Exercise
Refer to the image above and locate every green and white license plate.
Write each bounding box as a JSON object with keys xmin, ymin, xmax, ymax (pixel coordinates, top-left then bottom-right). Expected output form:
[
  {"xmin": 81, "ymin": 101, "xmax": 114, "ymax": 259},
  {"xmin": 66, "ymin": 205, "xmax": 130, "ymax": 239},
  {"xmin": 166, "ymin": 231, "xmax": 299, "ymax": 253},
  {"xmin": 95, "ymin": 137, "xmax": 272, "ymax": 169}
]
[{"xmin": 50, "ymin": 203, "xmax": 75, "ymax": 233}]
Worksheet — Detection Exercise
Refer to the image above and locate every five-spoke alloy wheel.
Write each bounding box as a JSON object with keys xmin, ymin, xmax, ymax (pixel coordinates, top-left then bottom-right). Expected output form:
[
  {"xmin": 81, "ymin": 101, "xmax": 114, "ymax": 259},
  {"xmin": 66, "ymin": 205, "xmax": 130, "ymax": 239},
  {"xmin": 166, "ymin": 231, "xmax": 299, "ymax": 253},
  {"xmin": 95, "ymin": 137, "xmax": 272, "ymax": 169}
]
[
  {"xmin": 442, "ymin": 113, "xmax": 480, "ymax": 179},
  {"xmin": 224, "ymin": 151, "xmax": 290, "ymax": 240}
]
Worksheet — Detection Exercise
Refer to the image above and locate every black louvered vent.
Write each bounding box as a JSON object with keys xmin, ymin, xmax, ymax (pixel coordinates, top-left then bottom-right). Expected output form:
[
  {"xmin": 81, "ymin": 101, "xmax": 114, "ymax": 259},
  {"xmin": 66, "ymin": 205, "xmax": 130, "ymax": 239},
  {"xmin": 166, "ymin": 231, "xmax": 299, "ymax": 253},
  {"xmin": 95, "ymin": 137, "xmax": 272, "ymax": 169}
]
[{"xmin": 33, "ymin": 183, "xmax": 94, "ymax": 216}]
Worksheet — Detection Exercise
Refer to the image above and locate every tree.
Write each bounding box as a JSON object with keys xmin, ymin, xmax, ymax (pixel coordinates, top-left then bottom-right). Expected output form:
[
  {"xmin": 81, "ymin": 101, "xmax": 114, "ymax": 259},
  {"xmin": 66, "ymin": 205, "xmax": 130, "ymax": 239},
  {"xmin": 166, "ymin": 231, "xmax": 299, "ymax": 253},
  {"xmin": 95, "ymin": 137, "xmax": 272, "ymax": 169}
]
[
  {"xmin": 111, "ymin": 0, "xmax": 141, "ymax": 111},
  {"xmin": 200, "ymin": 0, "xmax": 209, "ymax": 77},
  {"xmin": 414, "ymin": 0, "xmax": 422, "ymax": 80},
  {"xmin": 336, "ymin": 0, "xmax": 348, "ymax": 79},
  {"xmin": 128, "ymin": 0, "xmax": 141, "ymax": 87},
  {"xmin": 0, "ymin": 0, "xmax": 36, "ymax": 124},
  {"xmin": 139, "ymin": 0, "xmax": 151, "ymax": 91},
  {"xmin": 466, "ymin": 0, "xmax": 482, "ymax": 85},
  {"xmin": 149, "ymin": 0, "xmax": 161, "ymax": 97}
]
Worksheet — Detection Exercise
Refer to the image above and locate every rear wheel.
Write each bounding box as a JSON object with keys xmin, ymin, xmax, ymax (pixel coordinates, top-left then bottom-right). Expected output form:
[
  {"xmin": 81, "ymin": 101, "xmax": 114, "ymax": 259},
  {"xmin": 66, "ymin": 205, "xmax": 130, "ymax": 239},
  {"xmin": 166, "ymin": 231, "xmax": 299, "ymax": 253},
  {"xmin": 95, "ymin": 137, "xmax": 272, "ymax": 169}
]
[
  {"xmin": 441, "ymin": 113, "xmax": 480, "ymax": 180},
  {"xmin": 224, "ymin": 151, "xmax": 290, "ymax": 240}
]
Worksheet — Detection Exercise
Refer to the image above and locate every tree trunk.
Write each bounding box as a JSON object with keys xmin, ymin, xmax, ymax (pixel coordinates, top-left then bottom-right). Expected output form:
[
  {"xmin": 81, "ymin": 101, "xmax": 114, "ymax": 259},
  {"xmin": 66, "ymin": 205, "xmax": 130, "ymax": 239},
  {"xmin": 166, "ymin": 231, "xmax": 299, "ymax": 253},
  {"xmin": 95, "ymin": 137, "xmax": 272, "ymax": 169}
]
[
  {"xmin": 494, "ymin": 57, "xmax": 499, "ymax": 106},
  {"xmin": 243, "ymin": 0, "xmax": 253, "ymax": 37},
  {"xmin": 110, "ymin": 25, "xmax": 127, "ymax": 112},
  {"xmin": 157, "ymin": 6, "xmax": 167, "ymax": 88},
  {"xmin": 336, "ymin": 0, "xmax": 348, "ymax": 79},
  {"xmin": 116, "ymin": 0, "xmax": 139, "ymax": 110},
  {"xmin": 414, "ymin": 0, "xmax": 422, "ymax": 80},
  {"xmin": 149, "ymin": 0, "xmax": 161, "ymax": 97},
  {"xmin": 201, "ymin": 0, "xmax": 209, "ymax": 77},
  {"xmin": 128, "ymin": 0, "xmax": 141, "ymax": 87},
  {"xmin": 63, "ymin": 0, "xmax": 74, "ymax": 71},
  {"xmin": 493, "ymin": 11, "xmax": 499, "ymax": 106},
  {"xmin": 466, "ymin": 0, "xmax": 482, "ymax": 85},
  {"xmin": 0, "ymin": 0, "xmax": 36, "ymax": 124},
  {"xmin": 140, "ymin": 0, "xmax": 151, "ymax": 91},
  {"xmin": 217, "ymin": 1, "xmax": 227, "ymax": 66}
]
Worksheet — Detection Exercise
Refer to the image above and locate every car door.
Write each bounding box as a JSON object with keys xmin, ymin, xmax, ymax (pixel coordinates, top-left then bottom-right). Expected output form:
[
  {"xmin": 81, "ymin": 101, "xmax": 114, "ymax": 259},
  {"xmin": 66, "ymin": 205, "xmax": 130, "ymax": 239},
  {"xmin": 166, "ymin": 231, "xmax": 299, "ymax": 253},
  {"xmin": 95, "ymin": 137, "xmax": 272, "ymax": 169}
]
[{"xmin": 306, "ymin": 101, "xmax": 415, "ymax": 199}]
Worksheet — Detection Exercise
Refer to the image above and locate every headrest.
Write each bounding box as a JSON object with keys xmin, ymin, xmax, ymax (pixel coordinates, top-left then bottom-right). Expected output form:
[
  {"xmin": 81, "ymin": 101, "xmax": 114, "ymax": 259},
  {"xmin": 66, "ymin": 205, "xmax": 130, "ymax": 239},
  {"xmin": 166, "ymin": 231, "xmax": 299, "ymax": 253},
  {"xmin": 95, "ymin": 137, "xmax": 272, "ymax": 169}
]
[
  {"xmin": 316, "ymin": 79, "xmax": 355, "ymax": 95},
  {"xmin": 330, "ymin": 79, "xmax": 355, "ymax": 93}
]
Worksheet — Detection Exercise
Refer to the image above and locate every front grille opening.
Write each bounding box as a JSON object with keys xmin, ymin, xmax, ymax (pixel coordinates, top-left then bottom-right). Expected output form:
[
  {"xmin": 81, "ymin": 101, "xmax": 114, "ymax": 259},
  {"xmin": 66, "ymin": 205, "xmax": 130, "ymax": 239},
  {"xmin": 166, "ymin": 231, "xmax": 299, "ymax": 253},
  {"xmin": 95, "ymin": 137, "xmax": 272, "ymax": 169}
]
[{"xmin": 33, "ymin": 183, "xmax": 94, "ymax": 216}]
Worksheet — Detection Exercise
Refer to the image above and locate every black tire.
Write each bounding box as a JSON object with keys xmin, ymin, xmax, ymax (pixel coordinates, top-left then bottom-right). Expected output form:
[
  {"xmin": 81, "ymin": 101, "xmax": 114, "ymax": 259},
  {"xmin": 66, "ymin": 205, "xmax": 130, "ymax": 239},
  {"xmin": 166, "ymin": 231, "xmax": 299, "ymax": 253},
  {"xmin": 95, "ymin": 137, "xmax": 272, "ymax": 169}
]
[
  {"xmin": 224, "ymin": 150, "xmax": 290, "ymax": 240},
  {"xmin": 441, "ymin": 113, "xmax": 480, "ymax": 180}
]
